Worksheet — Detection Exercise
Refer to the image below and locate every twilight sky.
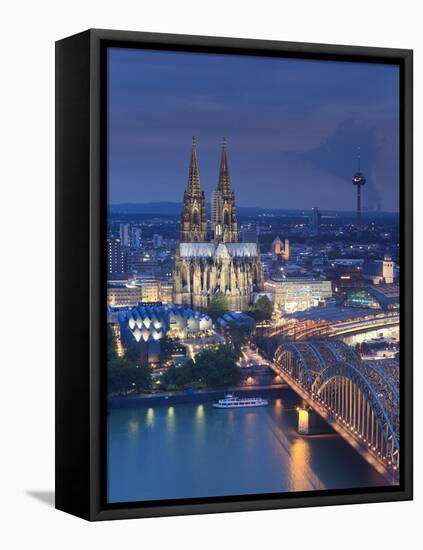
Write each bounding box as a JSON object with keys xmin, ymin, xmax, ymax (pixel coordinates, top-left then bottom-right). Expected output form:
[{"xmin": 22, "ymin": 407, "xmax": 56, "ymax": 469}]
[{"xmin": 108, "ymin": 47, "xmax": 399, "ymax": 212}]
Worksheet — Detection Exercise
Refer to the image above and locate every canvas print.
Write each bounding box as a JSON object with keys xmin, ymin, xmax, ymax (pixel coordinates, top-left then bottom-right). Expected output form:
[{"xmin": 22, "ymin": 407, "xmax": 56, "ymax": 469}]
[{"xmin": 106, "ymin": 47, "xmax": 400, "ymax": 504}]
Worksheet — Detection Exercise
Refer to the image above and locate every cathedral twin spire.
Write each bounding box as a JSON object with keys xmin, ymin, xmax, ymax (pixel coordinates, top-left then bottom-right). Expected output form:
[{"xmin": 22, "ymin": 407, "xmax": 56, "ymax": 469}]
[
  {"xmin": 217, "ymin": 138, "xmax": 231, "ymax": 194},
  {"xmin": 213, "ymin": 138, "xmax": 238, "ymax": 243},
  {"xmin": 180, "ymin": 137, "xmax": 208, "ymax": 242},
  {"xmin": 181, "ymin": 137, "xmax": 238, "ymax": 243},
  {"xmin": 187, "ymin": 136, "xmax": 201, "ymax": 195}
]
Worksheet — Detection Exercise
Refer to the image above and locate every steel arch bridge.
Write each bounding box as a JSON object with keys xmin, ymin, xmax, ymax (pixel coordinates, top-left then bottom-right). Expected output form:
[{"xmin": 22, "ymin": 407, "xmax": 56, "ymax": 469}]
[{"xmin": 274, "ymin": 340, "xmax": 400, "ymax": 473}]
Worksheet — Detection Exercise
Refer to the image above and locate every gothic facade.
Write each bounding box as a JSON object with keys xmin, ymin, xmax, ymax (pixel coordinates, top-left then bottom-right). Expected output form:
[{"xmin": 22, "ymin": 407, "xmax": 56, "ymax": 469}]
[
  {"xmin": 211, "ymin": 139, "xmax": 238, "ymax": 243},
  {"xmin": 180, "ymin": 138, "xmax": 208, "ymax": 242},
  {"xmin": 173, "ymin": 138, "xmax": 263, "ymax": 311}
]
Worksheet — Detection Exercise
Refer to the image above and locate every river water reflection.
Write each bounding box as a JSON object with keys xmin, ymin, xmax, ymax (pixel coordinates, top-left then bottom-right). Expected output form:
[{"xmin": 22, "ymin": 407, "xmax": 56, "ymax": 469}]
[{"xmin": 107, "ymin": 390, "xmax": 387, "ymax": 503}]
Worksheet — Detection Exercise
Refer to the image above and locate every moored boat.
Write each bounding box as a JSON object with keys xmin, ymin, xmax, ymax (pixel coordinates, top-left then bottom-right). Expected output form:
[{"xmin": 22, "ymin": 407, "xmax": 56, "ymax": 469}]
[{"xmin": 213, "ymin": 393, "xmax": 268, "ymax": 409}]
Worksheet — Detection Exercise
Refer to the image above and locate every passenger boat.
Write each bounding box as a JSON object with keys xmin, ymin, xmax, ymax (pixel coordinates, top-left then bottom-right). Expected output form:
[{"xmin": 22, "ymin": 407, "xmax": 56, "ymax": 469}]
[{"xmin": 213, "ymin": 393, "xmax": 268, "ymax": 409}]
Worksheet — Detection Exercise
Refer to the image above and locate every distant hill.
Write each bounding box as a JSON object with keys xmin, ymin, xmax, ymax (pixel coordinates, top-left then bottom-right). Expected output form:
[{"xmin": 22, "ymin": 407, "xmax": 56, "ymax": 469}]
[
  {"xmin": 109, "ymin": 202, "xmax": 183, "ymax": 215},
  {"xmin": 109, "ymin": 202, "xmax": 399, "ymax": 220}
]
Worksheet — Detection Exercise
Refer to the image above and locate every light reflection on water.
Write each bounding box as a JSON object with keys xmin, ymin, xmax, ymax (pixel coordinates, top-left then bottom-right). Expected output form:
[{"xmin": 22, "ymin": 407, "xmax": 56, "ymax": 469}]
[
  {"xmin": 290, "ymin": 437, "xmax": 313, "ymax": 492},
  {"xmin": 128, "ymin": 419, "xmax": 139, "ymax": 434},
  {"xmin": 195, "ymin": 404, "xmax": 205, "ymax": 423},
  {"xmin": 166, "ymin": 406, "xmax": 176, "ymax": 443},
  {"xmin": 108, "ymin": 393, "xmax": 387, "ymax": 503},
  {"xmin": 145, "ymin": 407, "xmax": 155, "ymax": 428},
  {"xmin": 193, "ymin": 404, "xmax": 206, "ymax": 450},
  {"xmin": 274, "ymin": 398, "xmax": 283, "ymax": 417}
]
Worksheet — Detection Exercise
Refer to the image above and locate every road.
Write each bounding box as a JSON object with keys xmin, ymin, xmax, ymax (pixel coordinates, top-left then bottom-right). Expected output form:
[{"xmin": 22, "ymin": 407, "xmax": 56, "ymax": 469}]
[{"xmin": 239, "ymin": 346, "xmax": 272, "ymax": 368}]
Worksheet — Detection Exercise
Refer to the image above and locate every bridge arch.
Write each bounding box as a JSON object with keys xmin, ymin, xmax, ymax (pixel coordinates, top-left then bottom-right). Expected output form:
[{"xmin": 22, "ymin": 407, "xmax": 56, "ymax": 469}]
[
  {"xmin": 312, "ymin": 362, "xmax": 399, "ymax": 466},
  {"xmin": 273, "ymin": 340, "xmax": 400, "ymax": 470}
]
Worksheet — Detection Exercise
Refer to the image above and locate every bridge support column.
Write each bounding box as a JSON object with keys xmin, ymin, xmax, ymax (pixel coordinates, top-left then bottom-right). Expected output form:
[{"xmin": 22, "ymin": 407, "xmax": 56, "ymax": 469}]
[
  {"xmin": 297, "ymin": 406, "xmax": 334, "ymax": 436},
  {"xmin": 297, "ymin": 407, "xmax": 310, "ymax": 435}
]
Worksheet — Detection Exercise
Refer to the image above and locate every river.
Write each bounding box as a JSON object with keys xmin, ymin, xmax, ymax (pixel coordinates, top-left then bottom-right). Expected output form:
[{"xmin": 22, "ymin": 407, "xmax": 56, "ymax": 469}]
[{"xmin": 107, "ymin": 389, "xmax": 387, "ymax": 503}]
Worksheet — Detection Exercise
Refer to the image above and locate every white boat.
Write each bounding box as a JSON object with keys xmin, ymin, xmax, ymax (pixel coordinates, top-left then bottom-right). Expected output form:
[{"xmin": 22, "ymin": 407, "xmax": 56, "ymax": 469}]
[{"xmin": 213, "ymin": 393, "xmax": 268, "ymax": 409}]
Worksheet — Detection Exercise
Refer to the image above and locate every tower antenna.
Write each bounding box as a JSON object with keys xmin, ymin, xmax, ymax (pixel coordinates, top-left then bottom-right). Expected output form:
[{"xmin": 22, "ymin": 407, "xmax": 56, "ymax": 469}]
[{"xmin": 352, "ymin": 147, "xmax": 366, "ymax": 224}]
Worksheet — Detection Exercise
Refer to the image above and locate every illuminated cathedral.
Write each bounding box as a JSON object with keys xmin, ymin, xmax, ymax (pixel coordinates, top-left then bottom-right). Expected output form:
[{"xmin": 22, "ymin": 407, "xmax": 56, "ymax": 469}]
[{"xmin": 173, "ymin": 138, "xmax": 263, "ymax": 311}]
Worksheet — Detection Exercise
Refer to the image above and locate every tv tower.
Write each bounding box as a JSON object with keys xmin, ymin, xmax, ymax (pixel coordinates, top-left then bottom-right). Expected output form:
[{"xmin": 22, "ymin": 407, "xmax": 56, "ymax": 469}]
[{"xmin": 352, "ymin": 149, "xmax": 366, "ymax": 223}]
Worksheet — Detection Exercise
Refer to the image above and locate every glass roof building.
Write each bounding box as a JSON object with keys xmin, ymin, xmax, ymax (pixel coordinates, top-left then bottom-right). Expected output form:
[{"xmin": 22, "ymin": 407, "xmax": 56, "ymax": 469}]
[{"xmin": 343, "ymin": 284, "xmax": 399, "ymax": 311}]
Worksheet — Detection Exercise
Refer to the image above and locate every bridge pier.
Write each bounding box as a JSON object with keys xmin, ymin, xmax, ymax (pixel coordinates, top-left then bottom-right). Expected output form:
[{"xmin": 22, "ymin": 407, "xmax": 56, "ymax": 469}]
[
  {"xmin": 297, "ymin": 406, "xmax": 310, "ymax": 434},
  {"xmin": 297, "ymin": 406, "xmax": 333, "ymax": 435}
]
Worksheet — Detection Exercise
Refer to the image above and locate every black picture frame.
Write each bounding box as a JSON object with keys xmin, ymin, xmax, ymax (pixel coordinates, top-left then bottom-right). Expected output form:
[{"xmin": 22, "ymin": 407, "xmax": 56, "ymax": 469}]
[{"xmin": 55, "ymin": 28, "xmax": 413, "ymax": 521}]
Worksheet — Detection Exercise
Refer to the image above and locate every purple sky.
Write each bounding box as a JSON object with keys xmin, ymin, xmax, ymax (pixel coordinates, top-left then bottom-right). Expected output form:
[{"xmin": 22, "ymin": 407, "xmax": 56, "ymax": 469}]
[{"xmin": 108, "ymin": 47, "xmax": 399, "ymax": 212}]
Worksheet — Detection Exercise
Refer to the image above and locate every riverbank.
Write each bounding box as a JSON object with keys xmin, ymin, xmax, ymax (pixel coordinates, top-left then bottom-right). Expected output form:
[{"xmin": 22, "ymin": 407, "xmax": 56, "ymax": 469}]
[{"xmin": 108, "ymin": 384, "xmax": 287, "ymax": 409}]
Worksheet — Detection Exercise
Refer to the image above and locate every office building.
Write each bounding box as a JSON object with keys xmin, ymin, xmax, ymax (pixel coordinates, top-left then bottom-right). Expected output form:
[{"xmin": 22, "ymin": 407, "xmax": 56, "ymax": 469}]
[
  {"xmin": 153, "ymin": 234, "xmax": 163, "ymax": 248},
  {"xmin": 264, "ymin": 277, "xmax": 332, "ymax": 313},
  {"xmin": 119, "ymin": 223, "xmax": 131, "ymax": 247},
  {"xmin": 131, "ymin": 226, "xmax": 142, "ymax": 248},
  {"xmin": 107, "ymin": 284, "xmax": 141, "ymax": 307},
  {"xmin": 107, "ymin": 238, "xmax": 125, "ymax": 274},
  {"xmin": 310, "ymin": 207, "xmax": 321, "ymax": 236}
]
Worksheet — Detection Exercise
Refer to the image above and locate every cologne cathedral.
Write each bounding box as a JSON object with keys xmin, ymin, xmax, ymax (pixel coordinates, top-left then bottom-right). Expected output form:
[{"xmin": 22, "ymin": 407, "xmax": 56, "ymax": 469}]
[{"xmin": 173, "ymin": 138, "xmax": 263, "ymax": 311}]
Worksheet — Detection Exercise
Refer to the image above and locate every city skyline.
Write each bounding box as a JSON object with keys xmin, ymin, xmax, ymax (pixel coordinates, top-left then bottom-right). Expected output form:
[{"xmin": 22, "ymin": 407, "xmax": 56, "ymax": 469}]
[
  {"xmin": 108, "ymin": 48, "xmax": 400, "ymax": 212},
  {"xmin": 106, "ymin": 46, "xmax": 401, "ymax": 504}
]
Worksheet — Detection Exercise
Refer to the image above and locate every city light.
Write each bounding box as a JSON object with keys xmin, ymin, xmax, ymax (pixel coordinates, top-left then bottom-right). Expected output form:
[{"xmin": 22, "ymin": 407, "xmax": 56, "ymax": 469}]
[{"xmin": 106, "ymin": 127, "xmax": 400, "ymax": 497}]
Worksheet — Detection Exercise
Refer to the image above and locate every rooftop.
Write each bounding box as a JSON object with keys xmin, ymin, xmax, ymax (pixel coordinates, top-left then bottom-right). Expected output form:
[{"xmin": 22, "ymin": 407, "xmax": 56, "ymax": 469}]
[
  {"xmin": 361, "ymin": 284, "xmax": 400, "ymax": 307},
  {"xmin": 284, "ymin": 306, "xmax": 392, "ymax": 323},
  {"xmin": 179, "ymin": 242, "xmax": 259, "ymax": 258},
  {"xmin": 217, "ymin": 310, "xmax": 255, "ymax": 327}
]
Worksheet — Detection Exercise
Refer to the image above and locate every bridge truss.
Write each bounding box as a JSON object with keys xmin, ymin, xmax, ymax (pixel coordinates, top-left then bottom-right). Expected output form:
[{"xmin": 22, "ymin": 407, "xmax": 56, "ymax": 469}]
[{"xmin": 274, "ymin": 340, "xmax": 400, "ymax": 477}]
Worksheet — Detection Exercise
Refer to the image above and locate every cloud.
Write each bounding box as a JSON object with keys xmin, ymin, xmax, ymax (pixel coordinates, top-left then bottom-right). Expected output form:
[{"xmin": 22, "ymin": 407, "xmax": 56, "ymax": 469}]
[
  {"xmin": 107, "ymin": 49, "xmax": 399, "ymax": 211},
  {"xmin": 295, "ymin": 119, "xmax": 382, "ymax": 210}
]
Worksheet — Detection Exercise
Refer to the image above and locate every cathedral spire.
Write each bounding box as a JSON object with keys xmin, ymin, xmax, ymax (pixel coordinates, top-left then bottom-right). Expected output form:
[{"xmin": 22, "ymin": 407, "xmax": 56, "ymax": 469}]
[
  {"xmin": 180, "ymin": 137, "xmax": 207, "ymax": 242},
  {"xmin": 187, "ymin": 136, "xmax": 201, "ymax": 194},
  {"xmin": 212, "ymin": 138, "xmax": 238, "ymax": 243},
  {"xmin": 217, "ymin": 137, "xmax": 231, "ymax": 194}
]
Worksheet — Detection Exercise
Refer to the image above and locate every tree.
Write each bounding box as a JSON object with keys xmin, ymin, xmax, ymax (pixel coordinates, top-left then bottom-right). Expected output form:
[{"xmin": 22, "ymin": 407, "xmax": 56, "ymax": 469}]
[
  {"xmin": 194, "ymin": 346, "xmax": 241, "ymax": 389},
  {"xmin": 207, "ymin": 294, "xmax": 229, "ymax": 319},
  {"xmin": 158, "ymin": 334, "xmax": 169, "ymax": 362},
  {"xmin": 108, "ymin": 358, "xmax": 152, "ymax": 396},
  {"xmin": 246, "ymin": 296, "xmax": 273, "ymax": 338},
  {"xmin": 162, "ymin": 362, "xmax": 197, "ymax": 390},
  {"xmin": 107, "ymin": 325, "xmax": 118, "ymax": 361},
  {"xmin": 249, "ymin": 295, "xmax": 273, "ymax": 322},
  {"xmin": 160, "ymin": 345, "xmax": 241, "ymax": 390},
  {"xmin": 226, "ymin": 321, "xmax": 250, "ymax": 351}
]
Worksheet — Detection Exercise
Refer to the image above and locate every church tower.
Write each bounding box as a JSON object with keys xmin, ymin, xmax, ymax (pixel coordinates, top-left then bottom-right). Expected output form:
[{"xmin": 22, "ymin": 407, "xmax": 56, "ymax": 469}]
[
  {"xmin": 382, "ymin": 254, "xmax": 394, "ymax": 284},
  {"xmin": 180, "ymin": 137, "xmax": 208, "ymax": 242},
  {"xmin": 174, "ymin": 137, "xmax": 263, "ymax": 311},
  {"xmin": 212, "ymin": 139, "xmax": 238, "ymax": 243}
]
